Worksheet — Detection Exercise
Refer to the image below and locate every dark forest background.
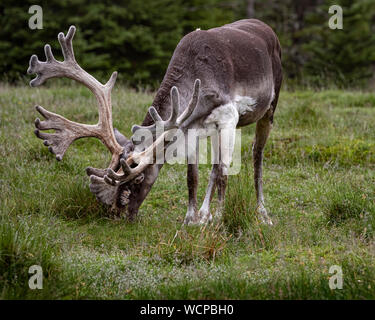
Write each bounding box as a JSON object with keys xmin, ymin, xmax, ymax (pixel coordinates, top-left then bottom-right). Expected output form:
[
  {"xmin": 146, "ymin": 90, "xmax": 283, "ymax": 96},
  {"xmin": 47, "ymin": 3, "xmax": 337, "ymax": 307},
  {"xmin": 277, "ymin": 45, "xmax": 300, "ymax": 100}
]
[{"xmin": 1, "ymin": 0, "xmax": 374, "ymax": 88}]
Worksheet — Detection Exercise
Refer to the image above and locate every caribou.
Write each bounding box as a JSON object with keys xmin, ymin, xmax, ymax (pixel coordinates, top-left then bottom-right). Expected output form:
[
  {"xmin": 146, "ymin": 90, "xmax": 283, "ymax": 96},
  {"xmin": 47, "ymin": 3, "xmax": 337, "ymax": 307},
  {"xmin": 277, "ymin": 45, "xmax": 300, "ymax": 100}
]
[{"xmin": 28, "ymin": 19, "xmax": 282, "ymax": 225}]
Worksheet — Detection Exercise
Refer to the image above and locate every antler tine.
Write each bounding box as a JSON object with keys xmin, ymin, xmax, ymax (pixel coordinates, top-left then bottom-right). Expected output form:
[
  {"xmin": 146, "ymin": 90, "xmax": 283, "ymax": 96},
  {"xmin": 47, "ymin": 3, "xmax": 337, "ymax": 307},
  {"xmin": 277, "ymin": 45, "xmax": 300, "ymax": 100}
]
[
  {"xmin": 130, "ymin": 106, "xmax": 162, "ymax": 135},
  {"xmin": 177, "ymin": 79, "xmax": 200, "ymax": 125},
  {"xmin": 44, "ymin": 44, "xmax": 56, "ymax": 63},
  {"xmin": 149, "ymin": 106, "xmax": 163, "ymax": 123},
  {"xmin": 131, "ymin": 85, "xmax": 181, "ymax": 134},
  {"xmin": 105, "ymin": 158, "xmax": 143, "ymax": 184},
  {"xmin": 57, "ymin": 25, "xmax": 76, "ymax": 62},
  {"xmin": 105, "ymin": 71, "xmax": 118, "ymax": 92},
  {"xmin": 131, "ymin": 80, "xmax": 200, "ymax": 135},
  {"xmin": 169, "ymin": 86, "xmax": 180, "ymax": 126}
]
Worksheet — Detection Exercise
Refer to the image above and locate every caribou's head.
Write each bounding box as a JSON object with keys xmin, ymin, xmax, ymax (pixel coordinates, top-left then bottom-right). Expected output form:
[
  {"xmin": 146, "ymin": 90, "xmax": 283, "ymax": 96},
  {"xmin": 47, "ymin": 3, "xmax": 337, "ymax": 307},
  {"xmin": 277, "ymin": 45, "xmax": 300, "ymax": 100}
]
[
  {"xmin": 27, "ymin": 26, "xmax": 200, "ymax": 220},
  {"xmin": 89, "ymin": 78, "xmax": 201, "ymax": 220}
]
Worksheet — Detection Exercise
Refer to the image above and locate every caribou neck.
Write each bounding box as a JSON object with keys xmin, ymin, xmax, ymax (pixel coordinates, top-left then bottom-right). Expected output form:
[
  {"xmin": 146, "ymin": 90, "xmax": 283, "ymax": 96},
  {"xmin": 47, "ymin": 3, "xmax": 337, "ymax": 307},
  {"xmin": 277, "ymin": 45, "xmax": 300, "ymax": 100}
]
[{"xmin": 141, "ymin": 53, "xmax": 190, "ymax": 127}]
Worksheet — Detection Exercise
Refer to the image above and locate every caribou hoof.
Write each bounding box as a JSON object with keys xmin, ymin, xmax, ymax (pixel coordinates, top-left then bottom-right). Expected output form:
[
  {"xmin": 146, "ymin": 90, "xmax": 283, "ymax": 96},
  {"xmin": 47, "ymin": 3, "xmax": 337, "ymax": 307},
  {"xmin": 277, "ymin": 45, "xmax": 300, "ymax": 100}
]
[
  {"xmin": 256, "ymin": 205, "xmax": 273, "ymax": 226},
  {"xmin": 212, "ymin": 207, "xmax": 223, "ymax": 222},
  {"xmin": 183, "ymin": 215, "xmax": 196, "ymax": 225},
  {"xmin": 198, "ymin": 209, "xmax": 212, "ymax": 225},
  {"xmin": 183, "ymin": 207, "xmax": 198, "ymax": 225}
]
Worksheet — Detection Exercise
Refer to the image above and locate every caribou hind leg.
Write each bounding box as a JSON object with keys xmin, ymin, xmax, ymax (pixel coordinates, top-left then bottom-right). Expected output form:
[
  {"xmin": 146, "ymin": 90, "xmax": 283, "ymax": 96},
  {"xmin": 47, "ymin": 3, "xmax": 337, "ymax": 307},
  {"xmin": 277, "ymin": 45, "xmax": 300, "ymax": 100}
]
[
  {"xmin": 196, "ymin": 164, "xmax": 218, "ymax": 224},
  {"xmin": 253, "ymin": 109, "xmax": 273, "ymax": 225}
]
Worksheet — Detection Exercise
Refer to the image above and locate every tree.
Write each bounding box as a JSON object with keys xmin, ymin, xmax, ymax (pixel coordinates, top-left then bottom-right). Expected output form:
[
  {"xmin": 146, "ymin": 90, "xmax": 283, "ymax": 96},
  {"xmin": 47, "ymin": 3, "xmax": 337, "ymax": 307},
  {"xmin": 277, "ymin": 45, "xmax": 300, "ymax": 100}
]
[
  {"xmin": 246, "ymin": 0, "xmax": 255, "ymax": 18},
  {"xmin": 302, "ymin": 0, "xmax": 375, "ymax": 87},
  {"xmin": 0, "ymin": 0, "xmax": 235, "ymax": 86},
  {"xmin": 1, "ymin": 0, "xmax": 374, "ymax": 88}
]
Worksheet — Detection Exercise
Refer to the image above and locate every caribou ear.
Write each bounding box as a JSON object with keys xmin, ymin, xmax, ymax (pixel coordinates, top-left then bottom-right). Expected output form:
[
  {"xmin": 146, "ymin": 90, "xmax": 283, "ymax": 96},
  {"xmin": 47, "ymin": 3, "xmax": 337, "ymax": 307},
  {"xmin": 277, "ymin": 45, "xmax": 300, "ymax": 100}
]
[
  {"xmin": 114, "ymin": 128, "xmax": 134, "ymax": 159},
  {"xmin": 114, "ymin": 128, "xmax": 128, "ymax": 146}
]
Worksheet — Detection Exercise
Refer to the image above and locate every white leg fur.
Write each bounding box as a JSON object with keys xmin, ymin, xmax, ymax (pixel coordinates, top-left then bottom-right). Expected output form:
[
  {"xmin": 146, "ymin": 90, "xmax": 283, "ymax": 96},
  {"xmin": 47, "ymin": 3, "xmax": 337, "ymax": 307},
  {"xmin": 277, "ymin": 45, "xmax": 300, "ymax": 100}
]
[{"xmin": 197, "ymin": 102, "xmax": 239, "ymax": 224}]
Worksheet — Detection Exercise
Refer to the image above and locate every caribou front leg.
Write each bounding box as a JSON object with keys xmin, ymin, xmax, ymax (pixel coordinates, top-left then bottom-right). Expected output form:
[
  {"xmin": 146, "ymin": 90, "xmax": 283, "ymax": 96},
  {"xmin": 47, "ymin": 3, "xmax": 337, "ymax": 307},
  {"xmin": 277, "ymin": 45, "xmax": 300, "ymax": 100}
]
[
  {"xmin": 198, "ymin": 119, "xmax": 237, "ymax": 224},
  {"xmin": 253, "ymin": 110, "xmax": 273, "ymax": 225},
  {"xmin": 212, "ymin": 122, "xmax": 237, "ymax": 222},
  {"xmin": 183, "ymin": 163, "xmax": 199, "ymax": 225},
  {"xmin": 184, "ymin": 135, "xmax": 200, "ymax": 225},
  {"xmin": 215, "ymin": 162, "xmax": 227, "ymax": 221},
  {"xmin": 197, "ymin": 164, "xmax": 218, "ymax": 224}
]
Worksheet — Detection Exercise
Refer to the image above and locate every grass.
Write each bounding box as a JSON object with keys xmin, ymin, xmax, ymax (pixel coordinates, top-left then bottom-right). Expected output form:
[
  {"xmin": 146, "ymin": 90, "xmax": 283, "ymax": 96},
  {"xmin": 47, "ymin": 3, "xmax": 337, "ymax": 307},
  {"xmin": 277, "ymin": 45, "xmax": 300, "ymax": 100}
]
[{"xmin": 0, "ymin": 82, "xmax": 375, "ymax": 299}]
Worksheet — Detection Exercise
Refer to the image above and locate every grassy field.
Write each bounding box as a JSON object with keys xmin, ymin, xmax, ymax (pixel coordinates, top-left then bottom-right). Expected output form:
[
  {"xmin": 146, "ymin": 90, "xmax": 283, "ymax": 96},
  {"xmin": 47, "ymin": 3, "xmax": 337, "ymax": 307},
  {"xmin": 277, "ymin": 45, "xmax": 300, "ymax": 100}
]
[{"xmin": 1, "ymin": 83, "xmax": 375, "ymax": 299}]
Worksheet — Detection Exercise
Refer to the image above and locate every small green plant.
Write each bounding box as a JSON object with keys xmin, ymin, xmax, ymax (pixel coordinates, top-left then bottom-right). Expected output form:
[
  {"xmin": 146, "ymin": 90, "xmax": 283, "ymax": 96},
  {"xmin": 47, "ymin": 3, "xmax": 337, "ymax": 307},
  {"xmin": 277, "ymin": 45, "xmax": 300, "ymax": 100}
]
[
  {"xmin": 323, "ymin": 183, "xmax": 374, "ymax": 228},
  {"xmin": 0, "ymin": 214, "xmax": 58, "ymax": 298},
  {"xmin": 223, "ymin": 164, "xmax": 255, "ymax": 235},
  {"xmin": 305, "ymin": 139, "xmax": 375, "ymax": 166},
  {"xmin": 155, "ymin": 223, "xmax": 231, "ymax": 265}
]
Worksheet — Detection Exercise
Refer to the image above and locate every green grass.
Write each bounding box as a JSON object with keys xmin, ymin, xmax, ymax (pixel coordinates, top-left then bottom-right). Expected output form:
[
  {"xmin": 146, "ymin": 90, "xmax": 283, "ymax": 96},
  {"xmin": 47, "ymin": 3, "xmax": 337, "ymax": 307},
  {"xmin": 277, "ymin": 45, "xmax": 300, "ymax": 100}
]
[{"xmin": 1, "ymin": 83, "xmax": 375, "ymax": 299}]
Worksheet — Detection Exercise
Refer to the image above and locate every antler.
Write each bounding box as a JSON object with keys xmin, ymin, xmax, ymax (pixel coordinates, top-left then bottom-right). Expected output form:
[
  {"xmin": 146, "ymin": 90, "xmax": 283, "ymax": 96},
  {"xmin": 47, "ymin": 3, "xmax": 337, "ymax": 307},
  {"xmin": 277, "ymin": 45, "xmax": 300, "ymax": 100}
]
[
  {"xmin": 131, "ymin": 79, "xmax": 201, "ymax": 134},
  {"xmin": 102, "ymin": 79, "xmax": 201, "ymax": 185},
  {"xmin": 28, "ymin": 26, "xmax": 123, "ymax": 170}
]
